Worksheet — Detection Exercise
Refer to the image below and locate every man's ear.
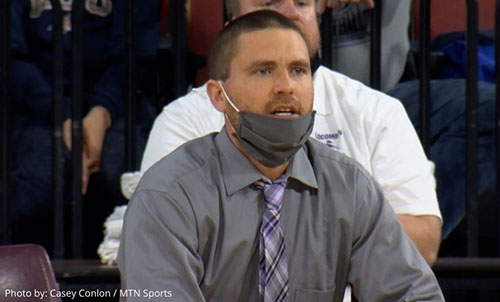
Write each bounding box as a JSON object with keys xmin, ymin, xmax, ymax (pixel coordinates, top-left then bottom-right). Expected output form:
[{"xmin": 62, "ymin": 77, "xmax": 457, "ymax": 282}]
[{"xmin": 206, "ymin": 79, "xmax": 227, "ymax": 113}]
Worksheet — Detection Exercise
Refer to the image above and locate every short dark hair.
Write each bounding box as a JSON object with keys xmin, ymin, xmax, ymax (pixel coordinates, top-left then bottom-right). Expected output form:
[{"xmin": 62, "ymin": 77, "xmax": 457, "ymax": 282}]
[{"xmin": 208, "ymin": 10, "xmax": 307, "ymax": 81}]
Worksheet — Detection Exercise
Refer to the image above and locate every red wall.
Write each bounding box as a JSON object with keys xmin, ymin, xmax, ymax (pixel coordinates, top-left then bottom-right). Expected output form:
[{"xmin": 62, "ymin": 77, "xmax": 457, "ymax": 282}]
[
  {"xmin": 413, "ymin": 0, "xmax": 496, "ymax": 39},
  {"xmin": 161, "ymin": 0, "xmax": 224, "ymax": 84},
  {"xmin": 187, "ymin": 0, "xmax": 224, "ymax": 84}
]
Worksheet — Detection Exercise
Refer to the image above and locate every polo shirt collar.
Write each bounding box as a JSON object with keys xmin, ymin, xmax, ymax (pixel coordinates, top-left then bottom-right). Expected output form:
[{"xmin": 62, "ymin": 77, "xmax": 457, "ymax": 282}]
[{"xmin": 215, "ymin": 129, "xmax": 318, "ymax": 196}]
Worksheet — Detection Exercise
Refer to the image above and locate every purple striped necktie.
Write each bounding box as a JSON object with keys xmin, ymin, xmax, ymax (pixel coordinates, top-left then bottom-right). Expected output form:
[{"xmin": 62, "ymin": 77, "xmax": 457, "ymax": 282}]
[{"xmin": 256, "ymin": 180, "xmax": 289, "ymax": 302}]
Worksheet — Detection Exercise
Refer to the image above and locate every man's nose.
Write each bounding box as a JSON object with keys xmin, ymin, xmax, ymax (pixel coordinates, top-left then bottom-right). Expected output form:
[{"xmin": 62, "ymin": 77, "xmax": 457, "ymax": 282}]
[
  {"xmin": 280, "ymin": 0, "xmax": 300, "ymax": 20},
  {"xmin": 273, "ymin": 70, "xmax": 294, "ymax": 95}
]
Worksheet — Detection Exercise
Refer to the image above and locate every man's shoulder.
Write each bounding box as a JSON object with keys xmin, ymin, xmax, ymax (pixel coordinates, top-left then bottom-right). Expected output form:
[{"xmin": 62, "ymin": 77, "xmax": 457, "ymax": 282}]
[
  {"xmin": 157, "ymin": 83, "xmax": 222, "ymax": 123},
  {"xmin": 313, "ymin": 66, "xmax": 407, "ymax": 125},
  {"xmin": 306, "ymin": 138, "xmax": 372, "ymax": 180},
  {"xmin": 162, "ymin": 84, "xmax": 211, "ymax": 111},
  {"xmin": 138, "ymin": 133, "xmax": 219, "ymax": 192},
  {"xmin": 313, "ymin": 66, "xmax": 402, "ymax": 108}
]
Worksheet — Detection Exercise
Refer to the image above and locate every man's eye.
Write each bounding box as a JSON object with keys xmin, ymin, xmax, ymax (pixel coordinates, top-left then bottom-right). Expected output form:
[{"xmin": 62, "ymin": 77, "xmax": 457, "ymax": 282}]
[
  {"xmin": 296, "ymin": 0, "xmax": 312, "ymax": 7},
  {"xmin": 293, "ymin": 67, "xmax": 306, "ymax": 75},
  {"xmin": 258, "ymin": 68, "xmax": 271, "ymax": 75}
]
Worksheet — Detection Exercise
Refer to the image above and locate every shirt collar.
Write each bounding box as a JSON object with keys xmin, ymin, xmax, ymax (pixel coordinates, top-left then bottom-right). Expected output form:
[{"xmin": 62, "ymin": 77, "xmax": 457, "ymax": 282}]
[
  {"xmin": 287, "ymin": 142, "xmax": 319, "ymax": 189},
  {"xmin": 215, "ymin": 130, "xmax": 319, "ymax": 196},
  {"xmin": 216, "ymin": 129, "xmax": 265, "ymax": 196}
]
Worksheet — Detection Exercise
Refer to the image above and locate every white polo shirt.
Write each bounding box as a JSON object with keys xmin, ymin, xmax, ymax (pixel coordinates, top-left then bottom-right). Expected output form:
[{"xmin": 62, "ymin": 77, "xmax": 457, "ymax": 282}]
[{"xmin": 139, "ymin": 66, "xmax": 441, "ymax": 219}]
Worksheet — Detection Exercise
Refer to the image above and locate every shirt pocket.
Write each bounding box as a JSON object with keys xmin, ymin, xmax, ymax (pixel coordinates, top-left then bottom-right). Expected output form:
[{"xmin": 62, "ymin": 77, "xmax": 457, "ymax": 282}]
[{"xmin": 295, "ymin": 287, "xmax": 336, "ymax": 302}]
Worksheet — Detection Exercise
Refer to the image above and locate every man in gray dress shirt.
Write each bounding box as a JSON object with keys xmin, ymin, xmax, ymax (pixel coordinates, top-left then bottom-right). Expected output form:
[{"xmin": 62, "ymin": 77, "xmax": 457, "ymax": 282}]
[{"xmin": 118, "ymin": 10, "xmax": 444, "ymax": 302}]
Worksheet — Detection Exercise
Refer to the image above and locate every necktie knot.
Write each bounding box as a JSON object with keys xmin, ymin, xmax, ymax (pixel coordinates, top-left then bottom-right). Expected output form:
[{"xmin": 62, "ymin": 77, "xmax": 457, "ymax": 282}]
[{"xmin": 255, "ymin": 180, "xmax": 287, "ymax": 211}]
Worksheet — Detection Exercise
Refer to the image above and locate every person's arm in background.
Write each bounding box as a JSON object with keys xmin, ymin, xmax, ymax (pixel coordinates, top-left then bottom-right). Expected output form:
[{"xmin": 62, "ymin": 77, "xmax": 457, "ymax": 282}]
[
  {"xmin": 64, "ymin": 0, "xmax": 160, "ymax": 193},
  {"xmin": 368, "ymin": 96, "xmax": 442, "ymax": 265},
  {"xmin": 397, "ymin": 214, "xmax": 442, "ymax": 265},
  {"xmin": 314, "ymin": 0, "xmax": 440, "ymax": 263},
  {"xmin": 316, "ymin": 0, "xmax": 374, "ymax": 14},
  {"xmin": 63, "ymin": 106, "xmax": 111, "ymax": 194}
]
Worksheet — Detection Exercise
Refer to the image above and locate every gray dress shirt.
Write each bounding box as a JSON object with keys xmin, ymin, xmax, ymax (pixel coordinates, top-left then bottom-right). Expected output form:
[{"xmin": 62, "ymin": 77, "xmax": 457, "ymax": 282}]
[{"xmin": 118, "ymin": 130, "xmax": 444, "ymax": 302}]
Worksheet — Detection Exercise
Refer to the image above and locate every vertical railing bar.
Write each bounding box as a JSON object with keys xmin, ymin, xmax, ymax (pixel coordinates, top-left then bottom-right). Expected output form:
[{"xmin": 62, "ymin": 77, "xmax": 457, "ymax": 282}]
[
  {"xmin": 125, "ymin": 0, "xmax": 137, "ymax": 171},
  {"xmin": 172, "ymin": 0, "xmax": 187, "ymax": 98},
  {"xmin": 223, "ymin": 0, "xmax": 228, "ymax": 23},
  {"xmin": 370, "ymin": 0, "xmax": 382, "ymax": 89},
  {"xmin": 419, "ymin": 0, "xmax": 431, "ymax": 154},
  {"xmin": 71, "ymin": 0, "xmax": 84, "ymax": 259},
  {"xmin": 0, "ymin": 0, "xmax": 11, "ymax": 245},
  {"xmin": 495, "ymin": 0, "xmax": 500, "ymax": 257},
  {"xmin": 465, "ymin": 0, "xmax": 479, "ymax": 257},
  {"xmin": 50, "ymin": 0, "xmax": 66, "ymax": 259},
  {"xmin": 320, "ymin": 8, "xmax": 333, "ymax": 68}
]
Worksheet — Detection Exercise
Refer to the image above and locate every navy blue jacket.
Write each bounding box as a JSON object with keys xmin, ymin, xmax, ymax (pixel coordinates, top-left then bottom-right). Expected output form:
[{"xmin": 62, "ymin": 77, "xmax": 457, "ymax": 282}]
[{"xmin": 9, "ymin": 0, "xmax": 160, "ymax": 122}]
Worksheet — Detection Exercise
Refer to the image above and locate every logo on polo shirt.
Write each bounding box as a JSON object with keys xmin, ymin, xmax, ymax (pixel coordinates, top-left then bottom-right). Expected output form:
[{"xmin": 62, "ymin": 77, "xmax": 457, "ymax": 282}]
[{"xmin": 315, "ymin": 130, "xmax": 343, "ymax": 150}]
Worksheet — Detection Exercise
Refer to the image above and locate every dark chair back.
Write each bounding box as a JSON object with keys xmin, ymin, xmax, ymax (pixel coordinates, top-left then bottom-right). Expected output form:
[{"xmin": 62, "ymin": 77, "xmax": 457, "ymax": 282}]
[{"xmin": 0, "ymin": 244, "xmax": 61, "ymax": 302}]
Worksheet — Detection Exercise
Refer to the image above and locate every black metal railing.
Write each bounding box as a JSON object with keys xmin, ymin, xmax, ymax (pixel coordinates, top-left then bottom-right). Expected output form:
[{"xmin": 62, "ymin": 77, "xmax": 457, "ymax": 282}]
[
  {"xmin": 70, "ymin": 0, "xmax": 84, "ymax": 259},
  {"xmin": 50, "ymin": 0, "xmax": 66, "ymax": 259},
  {"xmin": 495, "ymin": 0, "xmax": 500, "ymax": 258},
  {"xmin": 465, "ymin": 0, "xmax": 479, "ymax": 258},
  {"xmin": 320, "ymin": 8, "xmax": 333, "ymax": 69},
  {"xmin": 370, "ymin": 0, "xmax": 382, "ymax": 90},
  {"xmin": 0, "ymin": 0, "xmax": 10, "ymax": 246},
  {"xmin": 419, "ymin": 0, "xmax": 431, "ymax": 155},
  {"xmin": 172, "ymin": 0, "xmax": 187, "ymax": 98},
  {"xmin": 125, "ymin": 0, "xmax": 137, "ymax": 172}
]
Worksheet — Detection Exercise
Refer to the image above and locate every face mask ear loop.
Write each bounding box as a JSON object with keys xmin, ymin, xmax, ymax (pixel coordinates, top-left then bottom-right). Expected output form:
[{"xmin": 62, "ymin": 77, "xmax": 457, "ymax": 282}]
[
  {"xmin": 218, "ymin": 81, "xmax": 239, "ymax": 134},
  {"xmin": 218, "ymin": 81, "xmax": 240, "ymax": 113},
  {"xmin": 224, "ymin": 113, "xmax": 238, "ymax": 134}
]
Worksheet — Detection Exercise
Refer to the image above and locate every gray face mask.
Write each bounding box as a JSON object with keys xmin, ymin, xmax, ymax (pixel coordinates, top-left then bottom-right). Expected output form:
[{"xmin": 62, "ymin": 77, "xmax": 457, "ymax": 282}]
[{"xmin": 219, "ymin": 81, "xmax": 315, "ymax": 167}]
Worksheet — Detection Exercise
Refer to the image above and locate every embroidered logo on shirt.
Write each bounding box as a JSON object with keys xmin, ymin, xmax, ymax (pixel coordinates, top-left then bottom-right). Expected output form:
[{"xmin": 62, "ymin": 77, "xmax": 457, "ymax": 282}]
[{"xmin": 315, "ymin": 130, "xmax": 343, "ymax": 150}]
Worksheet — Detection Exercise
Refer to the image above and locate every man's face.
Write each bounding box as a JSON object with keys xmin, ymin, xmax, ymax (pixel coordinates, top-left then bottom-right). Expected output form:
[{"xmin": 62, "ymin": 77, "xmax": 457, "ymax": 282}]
[
  {"xmin": 223, "ymin": 28, "xmax": 313, "ymax": 129},
  {"xmin": 235, "ymin": 0, "xmax": 320, "ymax": 55}
]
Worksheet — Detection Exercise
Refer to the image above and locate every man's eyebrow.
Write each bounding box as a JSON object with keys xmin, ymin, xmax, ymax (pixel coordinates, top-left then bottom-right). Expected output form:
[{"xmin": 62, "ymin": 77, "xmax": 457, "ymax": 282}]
[
  {"xmin": 244, "ymin": 59, "xmax": 311, "ymax": 70},
  {"xmin": 244, "ymin": 60, "xmax": 278, "ymax": 71},
  {"xmin": 290, "ymin": 59, "xmax": 311, "ymax": 69}
]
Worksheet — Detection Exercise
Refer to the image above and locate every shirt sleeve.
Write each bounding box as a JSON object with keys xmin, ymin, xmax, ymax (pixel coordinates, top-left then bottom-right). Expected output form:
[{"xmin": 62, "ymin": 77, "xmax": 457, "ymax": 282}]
[
  {"xmin": 348, "ymin": 171, "xmax": 444, "ymax": 301},
  {"xmin": 368, "ymin": 99, "xmax": 442, "ymax": 219},
  {"xmin": 140, "ymin": 87, "xmax": 224, "ymax": 172},
  {"xmin": 117, "ymin": 189, "xmax": 205, "ymax": 302},
  {"xmin": 88, "ymin": 63, "xmax": 125, "ymax": 121}
]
